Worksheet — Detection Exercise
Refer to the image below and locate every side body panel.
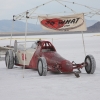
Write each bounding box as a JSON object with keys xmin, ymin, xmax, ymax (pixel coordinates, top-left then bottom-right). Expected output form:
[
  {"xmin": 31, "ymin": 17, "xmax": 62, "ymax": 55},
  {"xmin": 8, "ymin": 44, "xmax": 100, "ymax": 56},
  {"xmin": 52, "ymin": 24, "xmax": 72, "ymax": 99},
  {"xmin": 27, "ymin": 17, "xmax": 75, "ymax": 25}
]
[
  {"xmin": 15, "ymin": 48, "xmax": 36, "ymax": 66},
  {"xmin": 42, "ymin": 52, "xmax": 73, "ymax": 73},
  {"xmin": 29, "ymin": 45, "xmax": 41, "ymax": 69}
]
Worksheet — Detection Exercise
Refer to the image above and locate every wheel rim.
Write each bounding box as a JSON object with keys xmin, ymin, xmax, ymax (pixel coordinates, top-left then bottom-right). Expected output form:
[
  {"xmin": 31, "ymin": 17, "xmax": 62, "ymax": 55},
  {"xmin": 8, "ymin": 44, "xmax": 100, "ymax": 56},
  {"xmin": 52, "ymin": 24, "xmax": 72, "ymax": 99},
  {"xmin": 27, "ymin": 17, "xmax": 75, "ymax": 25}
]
[
  {"xmin": 85, "ymin": 58, "xmax": 91, "ymax": 72},
  {"xmin": 38, "ymin": 60, "xmax": 43, "ymax": 74}
]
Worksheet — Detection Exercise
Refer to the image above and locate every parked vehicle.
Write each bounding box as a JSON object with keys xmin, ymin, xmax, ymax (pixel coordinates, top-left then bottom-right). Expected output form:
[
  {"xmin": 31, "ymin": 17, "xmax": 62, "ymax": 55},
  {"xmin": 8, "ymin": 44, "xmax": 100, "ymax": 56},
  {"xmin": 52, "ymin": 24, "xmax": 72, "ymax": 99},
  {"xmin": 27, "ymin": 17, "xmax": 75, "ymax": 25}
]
[{"xmin": 5, "ymin": 40, "xmax": 96, "ymax": 77}]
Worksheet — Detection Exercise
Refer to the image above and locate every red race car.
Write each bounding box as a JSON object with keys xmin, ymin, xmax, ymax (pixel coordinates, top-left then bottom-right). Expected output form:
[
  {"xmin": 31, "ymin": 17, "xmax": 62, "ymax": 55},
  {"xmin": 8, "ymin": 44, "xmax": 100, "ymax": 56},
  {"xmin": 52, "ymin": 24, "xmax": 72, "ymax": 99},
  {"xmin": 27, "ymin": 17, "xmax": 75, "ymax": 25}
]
[{"xmin": 5, "ymin": 40, "xmax": 96, "ymax": 77}]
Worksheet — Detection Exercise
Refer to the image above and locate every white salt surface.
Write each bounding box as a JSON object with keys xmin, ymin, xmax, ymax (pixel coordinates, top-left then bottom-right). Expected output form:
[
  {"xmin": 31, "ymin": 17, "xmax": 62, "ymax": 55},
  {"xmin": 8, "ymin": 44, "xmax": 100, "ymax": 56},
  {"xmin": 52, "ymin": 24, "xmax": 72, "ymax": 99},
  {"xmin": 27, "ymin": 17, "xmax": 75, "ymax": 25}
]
[{"xmin": 0, "ymin": 33, "xmax": 100, "ymax": 100}]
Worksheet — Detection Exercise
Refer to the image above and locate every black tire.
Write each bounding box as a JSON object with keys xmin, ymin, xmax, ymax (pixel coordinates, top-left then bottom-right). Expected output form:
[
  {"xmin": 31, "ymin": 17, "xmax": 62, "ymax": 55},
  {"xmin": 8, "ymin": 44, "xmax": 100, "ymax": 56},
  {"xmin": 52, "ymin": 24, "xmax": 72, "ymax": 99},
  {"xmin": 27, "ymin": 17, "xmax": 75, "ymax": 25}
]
[
  {"xmin": 85, "ymin": 55, "xmax": 96, "ymax": 74},
  {"xmin": 37, "ymin": 57, "xmax": 47, "ymax": 76},
  {"xmin": 5, "ymin": 50, "xmax": 14, "ymax": 69}
]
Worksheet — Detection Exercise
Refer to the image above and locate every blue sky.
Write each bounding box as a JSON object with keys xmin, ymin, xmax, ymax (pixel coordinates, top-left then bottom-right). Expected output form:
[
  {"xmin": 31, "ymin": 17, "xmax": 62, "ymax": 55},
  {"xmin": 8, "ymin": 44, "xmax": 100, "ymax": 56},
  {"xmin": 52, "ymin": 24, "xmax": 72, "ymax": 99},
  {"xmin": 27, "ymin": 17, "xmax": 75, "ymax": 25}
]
[{"xmin": 0, "ymin": 0, "xmax": 100, "ymax": 21}]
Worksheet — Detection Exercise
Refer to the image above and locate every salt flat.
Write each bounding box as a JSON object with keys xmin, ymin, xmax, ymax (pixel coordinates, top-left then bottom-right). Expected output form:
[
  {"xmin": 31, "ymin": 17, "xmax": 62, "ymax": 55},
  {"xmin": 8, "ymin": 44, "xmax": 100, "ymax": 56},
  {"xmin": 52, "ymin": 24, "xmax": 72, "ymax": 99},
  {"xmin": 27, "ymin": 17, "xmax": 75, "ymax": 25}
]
[{"xmin": 0, "ymin": 33, "xmax": 100, "ymax": 100}]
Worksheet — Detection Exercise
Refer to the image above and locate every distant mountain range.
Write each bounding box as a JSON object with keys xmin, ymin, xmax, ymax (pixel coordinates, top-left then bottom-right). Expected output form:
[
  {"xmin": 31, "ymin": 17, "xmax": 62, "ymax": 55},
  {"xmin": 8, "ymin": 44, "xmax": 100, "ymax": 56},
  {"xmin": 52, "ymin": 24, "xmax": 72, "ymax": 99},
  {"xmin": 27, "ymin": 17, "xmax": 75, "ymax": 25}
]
[
  {"xmin": 0, "ymin": 19, "xmax": 99, "ymax": 32},
  {"xmin": 87, "ymin": 21, "xmax": 100, "ymax": 32},
  {"xmin": 0, "ymin": 20, "xmax": 42, "ymax": 32},
  {"xmin": 85, "ymin": 19, "xmax": 98, "ymax": 27}
]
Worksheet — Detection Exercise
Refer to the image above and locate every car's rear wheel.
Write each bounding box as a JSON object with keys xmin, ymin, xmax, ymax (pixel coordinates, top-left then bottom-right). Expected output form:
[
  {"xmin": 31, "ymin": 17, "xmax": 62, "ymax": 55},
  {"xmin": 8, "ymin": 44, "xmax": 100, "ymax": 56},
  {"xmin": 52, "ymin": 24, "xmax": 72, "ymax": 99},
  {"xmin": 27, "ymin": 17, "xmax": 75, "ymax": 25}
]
[
  {"xmin": 5, "ymin": 50, "xmax": 14, "ymax": 69},
  {"xmin": 37, "ymin": 57, "xmax": 47, "ymax": 76},
  {"xmin": 85, "ymin": 55, "xmax": 96, "ymax": 74}
]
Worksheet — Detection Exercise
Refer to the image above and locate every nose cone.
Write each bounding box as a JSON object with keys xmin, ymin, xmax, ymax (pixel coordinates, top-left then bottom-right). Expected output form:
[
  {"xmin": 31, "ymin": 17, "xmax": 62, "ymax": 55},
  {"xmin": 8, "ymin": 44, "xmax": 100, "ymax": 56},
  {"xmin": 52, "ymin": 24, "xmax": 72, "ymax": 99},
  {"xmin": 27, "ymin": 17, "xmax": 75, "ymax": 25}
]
[{"xmin": 61, "ymin": 60, "xmax": 73, "ymax": 73}]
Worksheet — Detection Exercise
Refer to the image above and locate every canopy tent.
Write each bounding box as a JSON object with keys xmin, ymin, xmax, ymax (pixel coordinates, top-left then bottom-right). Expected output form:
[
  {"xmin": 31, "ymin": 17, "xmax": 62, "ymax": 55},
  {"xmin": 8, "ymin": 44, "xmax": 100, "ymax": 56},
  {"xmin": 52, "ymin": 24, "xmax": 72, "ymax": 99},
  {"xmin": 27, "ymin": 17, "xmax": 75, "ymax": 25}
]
[
  {"xmin": 13, "ymin": 0, "xmax": 100, "ymax": 21},
  {"xmin": 10, "ymin": 0, "xmax": 100, "ymax": 77},
  {"xmin": 10, "ymin": 0, "xmax": 100, "ymax": 45},
  {"xmin": 10, "ymin": 0, "xmax": 100, "ymax": 54}
]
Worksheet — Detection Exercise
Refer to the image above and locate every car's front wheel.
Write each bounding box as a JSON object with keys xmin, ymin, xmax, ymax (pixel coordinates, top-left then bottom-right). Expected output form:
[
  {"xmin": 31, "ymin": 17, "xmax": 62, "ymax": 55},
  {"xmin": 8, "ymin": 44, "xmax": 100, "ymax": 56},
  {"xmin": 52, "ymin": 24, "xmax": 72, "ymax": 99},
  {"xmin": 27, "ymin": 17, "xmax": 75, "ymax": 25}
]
[
  {"xmin": 37, "ymin": 57, "xmax": 47, "ymax": 76},
  {"xmin": 85, "ymin": 55, "xmax": 96, "ymax": 74}
]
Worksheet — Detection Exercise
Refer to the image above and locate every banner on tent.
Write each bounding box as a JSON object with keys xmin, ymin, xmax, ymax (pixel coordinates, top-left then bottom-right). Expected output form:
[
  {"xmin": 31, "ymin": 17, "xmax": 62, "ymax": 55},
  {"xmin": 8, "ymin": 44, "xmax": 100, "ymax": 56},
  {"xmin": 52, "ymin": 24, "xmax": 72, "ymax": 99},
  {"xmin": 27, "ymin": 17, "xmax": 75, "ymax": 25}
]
[{"xmin": 38, "ymin": 13, "xmax": 87, "ymax": 32}]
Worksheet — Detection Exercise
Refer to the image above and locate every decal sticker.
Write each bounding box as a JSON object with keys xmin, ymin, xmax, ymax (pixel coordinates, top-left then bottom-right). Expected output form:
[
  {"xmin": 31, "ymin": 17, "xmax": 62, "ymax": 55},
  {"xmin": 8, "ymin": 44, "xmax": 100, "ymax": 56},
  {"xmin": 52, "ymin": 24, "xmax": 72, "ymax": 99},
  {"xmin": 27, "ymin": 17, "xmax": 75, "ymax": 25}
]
[{"xmin": 22, "ymin": 53, "xmax": 26, "ymax": 60}]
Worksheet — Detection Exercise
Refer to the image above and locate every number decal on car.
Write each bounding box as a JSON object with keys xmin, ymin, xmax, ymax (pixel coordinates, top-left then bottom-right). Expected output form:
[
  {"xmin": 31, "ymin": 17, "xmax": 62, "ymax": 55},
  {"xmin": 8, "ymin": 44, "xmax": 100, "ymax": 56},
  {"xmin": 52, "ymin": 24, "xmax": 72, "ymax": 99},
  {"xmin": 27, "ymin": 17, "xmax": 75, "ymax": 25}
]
[{"xmin": 22, "ymin": 53, "xmax": 26, "ymax": 60}]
